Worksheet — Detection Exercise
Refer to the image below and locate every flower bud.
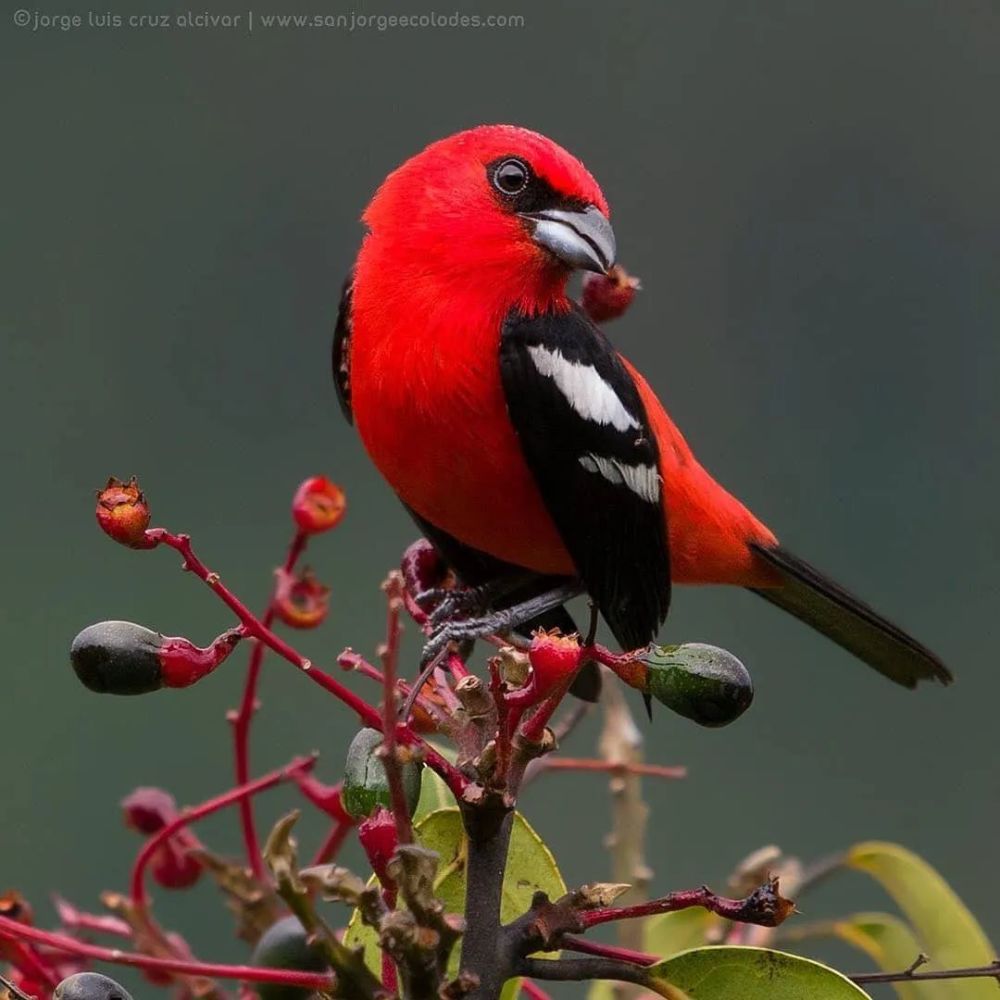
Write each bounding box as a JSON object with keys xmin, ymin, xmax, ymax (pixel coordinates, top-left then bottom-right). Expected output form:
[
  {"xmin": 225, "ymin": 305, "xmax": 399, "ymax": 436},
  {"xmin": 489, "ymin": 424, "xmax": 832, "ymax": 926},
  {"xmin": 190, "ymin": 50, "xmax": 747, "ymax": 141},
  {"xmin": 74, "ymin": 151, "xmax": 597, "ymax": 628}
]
[
  {"xmin": 504, "ymin": 630, "xmax": 584, "ymax": 707},
  {"xmin": 54, "ymin": 973, "xmax": 134, "ymax": 1000},
  {"xmin": 150, "ymin": 840, "xmax": 203, "ymax": 890},
  {"xmin": 643, "ymin": 642, "xmax": 753, "ymax": 727},
  {"xmin": 273, "ymin": 568, "xmax": 330, "ymax": 630},
  {"xmin": 251, "ymin": 915, "xmax": 329, "ymax": 1000},
  {"xmin": 94, "ymin": 477, "xmax": 155, "ymax": 549},
  {"xmin": 357, "ymin": 806, "xmax": 398, "ymax": 887},
  {"xmin": 291, "ymin": 476, "xmax": 346, "ymax": 535},
  {"xmin": 71, "ymin": 622, "xmax": 240, "ymax": 695},
  {"xmin": 581, "ymin": 265, "xmax": 640, "ymax": 323},
  {"xmin": 122, "ymin": 786, "xmax": 177, "ymax": 833},
  {"xmin": 342, "ymin": 728, "xmax": 422, "ymax": 821}
]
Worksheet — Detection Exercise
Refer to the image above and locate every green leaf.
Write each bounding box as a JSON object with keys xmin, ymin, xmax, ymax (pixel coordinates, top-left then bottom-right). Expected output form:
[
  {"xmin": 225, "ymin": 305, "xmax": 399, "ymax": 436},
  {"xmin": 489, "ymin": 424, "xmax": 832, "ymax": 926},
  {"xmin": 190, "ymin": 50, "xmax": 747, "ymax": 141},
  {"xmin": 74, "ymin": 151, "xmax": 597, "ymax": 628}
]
[
  {"xmin": 846, "ymin": 842, "xmax": 996, "ymax": 998},
  {"xmin": 644, "ymin": 906, "xmax": 718, "ymax": 958},
  {"xmin": 645, "ymin": 946, "xmax": 873, "ymax": 999},
  {"xmin": 345, "ymin": 808, "xmax": 565, "ymax": 980},
  {"xmin": 783, "ymin": 912, "xmax": 934, "ymax": 1000}
]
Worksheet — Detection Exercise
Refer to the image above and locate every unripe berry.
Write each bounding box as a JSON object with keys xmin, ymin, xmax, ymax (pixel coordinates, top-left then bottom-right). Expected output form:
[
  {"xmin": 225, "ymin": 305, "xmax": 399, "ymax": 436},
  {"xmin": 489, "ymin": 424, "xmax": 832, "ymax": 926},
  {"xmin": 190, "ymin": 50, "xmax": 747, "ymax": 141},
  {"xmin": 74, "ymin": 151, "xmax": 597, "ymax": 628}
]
[
  {"xmin": 94, "ymin": 477, "xmax": 155, "ymax": 549},
  {"xmin": 643, "ymin": 642, "xmax": 753, "ymax": 727},
  {"xmin": 71, "ymin": 622, "xmax": 240, "ymax": 695},
  {"xmin": 251, "ymin": 915, "xmax": 328, "ymax": 1000},
  {"xmin": 53, "ymin": 973, "xmax": 133, "ymax": 1000},
  {"xmin": 581, "ymin": 265, "xmax": 640, "ymax": 323},
  {"xmin": 273, "ymin": 568, "xmax": 330, "ymax": 630},
  {"xmin": 342, "ymin": 727, "xmax": 422, "ymax": 820},
  {"xmin": 291, "ymin": 476, "xmax": 346, "ymax": 535}
]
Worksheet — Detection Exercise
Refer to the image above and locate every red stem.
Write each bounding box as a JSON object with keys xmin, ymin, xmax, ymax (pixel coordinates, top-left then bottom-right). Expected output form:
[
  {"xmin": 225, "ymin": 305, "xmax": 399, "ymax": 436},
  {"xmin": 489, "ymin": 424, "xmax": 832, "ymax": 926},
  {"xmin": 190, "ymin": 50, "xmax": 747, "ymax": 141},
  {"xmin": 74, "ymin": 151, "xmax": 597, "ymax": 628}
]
[
  {"xmin": 0, "ymin": 916, "xmax": 335, "ymax": 991},
  {"xmin": 130, "ymin": 756, "xmax": 316, "ymax": 908},
  {"xmin": 3, "ymin": 939, "xmax": 59, "ymax": 989},
  {"xmin": 146, "ymin": 527, "xmax": 468, "ymax": 798},
  {"xmin": 518, "ymin": 982, "xmax": 554, "ymax": 1000},
  {"xmin": 581, "ymin": 885, "xmax": 771, "ymax": 929},
  {"xmin": 231, "ymin": 531, "xmax": 307, "ymax": 881},
  {"xmin": 560, "ymin": 935, "xmax": 657, "ymax": 966},
  {"xmin": 379, "ymin": 583, "xmax": 414, "ymax": 846}
]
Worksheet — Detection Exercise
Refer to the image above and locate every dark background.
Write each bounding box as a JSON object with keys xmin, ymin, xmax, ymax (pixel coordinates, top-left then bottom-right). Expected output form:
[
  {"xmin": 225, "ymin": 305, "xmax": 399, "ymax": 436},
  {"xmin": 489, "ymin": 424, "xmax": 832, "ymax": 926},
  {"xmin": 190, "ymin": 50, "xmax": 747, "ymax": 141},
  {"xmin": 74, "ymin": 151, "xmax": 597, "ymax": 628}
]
[{"xmin": 3, "ymin": 0, "xmax": 998, "ymax": 993}]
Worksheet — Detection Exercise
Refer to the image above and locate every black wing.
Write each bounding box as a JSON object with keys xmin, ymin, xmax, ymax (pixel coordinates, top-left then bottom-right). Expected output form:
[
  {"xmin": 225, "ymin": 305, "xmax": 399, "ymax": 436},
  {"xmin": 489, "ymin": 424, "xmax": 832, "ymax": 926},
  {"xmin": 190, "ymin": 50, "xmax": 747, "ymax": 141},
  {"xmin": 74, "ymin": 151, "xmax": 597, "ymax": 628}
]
[
  {"xmin": 331, "ymin": 274, "xmax": 354, "ymax": 424},
  {"xmin": 499, "ymin": 305, "xmax": 670, "ymax": 650}
]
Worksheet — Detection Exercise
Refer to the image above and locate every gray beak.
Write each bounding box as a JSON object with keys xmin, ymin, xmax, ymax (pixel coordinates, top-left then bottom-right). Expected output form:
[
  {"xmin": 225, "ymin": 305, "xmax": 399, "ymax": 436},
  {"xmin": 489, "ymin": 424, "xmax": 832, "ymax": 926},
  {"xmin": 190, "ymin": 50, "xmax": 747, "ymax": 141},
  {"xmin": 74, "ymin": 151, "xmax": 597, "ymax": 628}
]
[{"xmin": 519, "ymin": 205, "xmax": 616, "ymax": 275}]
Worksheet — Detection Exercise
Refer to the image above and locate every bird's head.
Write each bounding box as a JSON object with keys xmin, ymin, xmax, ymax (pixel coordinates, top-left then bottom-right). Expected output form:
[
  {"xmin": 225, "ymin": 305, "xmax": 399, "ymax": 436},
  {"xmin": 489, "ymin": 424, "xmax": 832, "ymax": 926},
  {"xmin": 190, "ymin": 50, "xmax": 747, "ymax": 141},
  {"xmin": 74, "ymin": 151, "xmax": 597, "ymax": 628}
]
[{"xmin": 361, "ymin": 125, "xmax": 615, "ymax": 313}]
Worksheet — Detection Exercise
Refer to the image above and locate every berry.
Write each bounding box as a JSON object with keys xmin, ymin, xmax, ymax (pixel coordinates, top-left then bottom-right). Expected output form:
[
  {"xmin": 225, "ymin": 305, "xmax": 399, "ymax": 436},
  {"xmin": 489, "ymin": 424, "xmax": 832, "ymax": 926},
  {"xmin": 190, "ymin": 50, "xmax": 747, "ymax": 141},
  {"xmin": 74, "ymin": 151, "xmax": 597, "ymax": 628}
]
[
  {"xmin": 341, "ymin": 728, "xmax": 422, "ymax": 820},
  {"xmin": 581, "ymin": 265, "xmax": 640, "ymax": 323},
  {"xmin": 272, "ymin": 568, "xmax": 330, "ymax": 630},
  {"xmin": 251, "ymin": 915, "xmax": 328, "ymax": 1000},
  {"xmin": 643, "ymin": 642, "xmax": 753, "ymax": 727},
  {"xmin": 53, "ymin": 973, "xmax": 133, "ymax": 1000},
  {"xmin": 291, "ymin": 476, "xmax": 346, "ymax": 535},
  {"xmin": 94, "ymin": 477, "xmax": 155, "ymax": 549},
  {"xmin": 70, "ymin": 621, "xmax": 164, "ymax": 695}
]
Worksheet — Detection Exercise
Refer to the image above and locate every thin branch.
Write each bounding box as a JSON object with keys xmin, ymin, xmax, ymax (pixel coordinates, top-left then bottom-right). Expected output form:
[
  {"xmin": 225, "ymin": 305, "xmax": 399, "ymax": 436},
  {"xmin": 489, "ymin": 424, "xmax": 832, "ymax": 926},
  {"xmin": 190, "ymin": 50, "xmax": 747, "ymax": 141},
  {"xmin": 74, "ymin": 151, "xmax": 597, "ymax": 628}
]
[
  {"xmin": 145, "ymin": 527, "xmax": 468, "ymax": 797},
  {"xmin": 852, "ymin": 959, "xmax": 1000, "ymax": 986},
  {"xmin": 580, "ymin": 878, "xmax": 794, "ymax": 930},
  {"xmin": 532, "ymin": 758, "xmax": 686, "ymax": 781},
  {"xmin": 518, "ymin": 982, "xmax": 553, "ymax": 1000},
  {"xmin": 0, "ymin": 972, "xmax": 36, "ymax": 1000},
  {"xmin": 560, "ymin": 935, "xmax": 657, "ymax": 966},
  {"xmin": 130, "ymin": 756, "xmax": 316, "ymax": 908},
  {"xmin": 379, "ymin": 574, "xmax": 414, "ymax": 845},
  {"xmin": 0, "ymin": 916, "xmax": 336, "ymax": 991},
  {"xmin": 515, "ymin": 956, "xmax": 650, "ymax": 988},
  {"xmin": 229, "ymin": 530, "xmax": 307, "ymax": 881}
]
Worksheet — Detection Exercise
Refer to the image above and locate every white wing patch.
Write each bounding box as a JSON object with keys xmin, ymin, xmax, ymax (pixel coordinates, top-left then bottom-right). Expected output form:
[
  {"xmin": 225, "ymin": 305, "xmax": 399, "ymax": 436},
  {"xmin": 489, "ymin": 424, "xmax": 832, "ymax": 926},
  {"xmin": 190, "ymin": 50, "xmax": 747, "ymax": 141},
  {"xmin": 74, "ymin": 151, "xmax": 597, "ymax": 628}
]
[
  {"xmin": 527, "ymin": 345, "xmax": 640, "ymax": 432},
  {"xmin": 579, "ymin": 453, "xmax": 661, "ymax": 503}
]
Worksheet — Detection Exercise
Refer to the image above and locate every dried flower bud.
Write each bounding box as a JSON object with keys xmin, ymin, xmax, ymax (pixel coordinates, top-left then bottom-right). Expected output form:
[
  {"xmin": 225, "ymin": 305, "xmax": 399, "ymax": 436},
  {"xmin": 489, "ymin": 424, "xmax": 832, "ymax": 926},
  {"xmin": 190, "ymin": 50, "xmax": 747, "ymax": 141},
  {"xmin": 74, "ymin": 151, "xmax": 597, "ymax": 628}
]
[
  {"xmin": 273, "ymin": 568, "xmax": 330, "ymax": 630},
  {"xmin": 54, "ymin": 973, "xmax": 134, "ymax": 1000},
  {"xmin": 642, "ymin": 642, "xmax": 753, "ymax": 727},
  {"xmin": 122, "ymin": 787, "xmax": 177, "ymax": 833},
  {"xmin": 95, "ymin": 477, "xmax": 155, "ymax": 549},
  {"xmin": 71, "ymin": 622, "xmax": 240, "ymax": 695},
  {"xmin": 291, "ymin": 476, "xmax": 346, "ymax": 535},
  {"xmin": 251, "ymin": 915, "xmax": 329, "ymax": 1000},
  {"xmin": 357, "ymin": 806, "xmax": 398, "ymax": 887},
  {"xmin": 581, "ymin": 265, "xmax": 640, "ymax": 323},
  {"xmin": 0, "ymin": 889, "xmax": 33, "ymax": 925},
  {"xmin": 342, "ymin": 727, "xmax": 422, "ymax": 820}
]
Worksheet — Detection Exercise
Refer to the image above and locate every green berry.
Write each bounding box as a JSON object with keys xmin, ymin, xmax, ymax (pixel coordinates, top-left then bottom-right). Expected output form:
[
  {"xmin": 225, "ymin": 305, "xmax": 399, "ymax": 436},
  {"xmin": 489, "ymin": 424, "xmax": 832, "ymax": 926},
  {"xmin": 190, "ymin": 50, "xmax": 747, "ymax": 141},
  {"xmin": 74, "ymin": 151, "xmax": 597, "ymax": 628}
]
[
  {"xmin": 342, "ymin": 727, "xmax": 422, "ymax": 820},
  {"xmin": 54, "ymin": 973, "xmax": 133, "ymax": 1000},
  {"xmin": 251, "ymin": 915, "xmax": 328, "ymax": 1000}
]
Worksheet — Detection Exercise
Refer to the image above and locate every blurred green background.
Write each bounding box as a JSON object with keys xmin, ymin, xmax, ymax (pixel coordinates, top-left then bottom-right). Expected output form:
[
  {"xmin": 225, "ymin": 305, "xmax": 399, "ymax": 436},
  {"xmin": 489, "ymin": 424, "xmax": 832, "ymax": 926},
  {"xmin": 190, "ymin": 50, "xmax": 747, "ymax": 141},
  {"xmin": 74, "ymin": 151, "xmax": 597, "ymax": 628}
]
[{"xmin": 3, "ymin": 0, "xmax": 998, "ymax": 993}]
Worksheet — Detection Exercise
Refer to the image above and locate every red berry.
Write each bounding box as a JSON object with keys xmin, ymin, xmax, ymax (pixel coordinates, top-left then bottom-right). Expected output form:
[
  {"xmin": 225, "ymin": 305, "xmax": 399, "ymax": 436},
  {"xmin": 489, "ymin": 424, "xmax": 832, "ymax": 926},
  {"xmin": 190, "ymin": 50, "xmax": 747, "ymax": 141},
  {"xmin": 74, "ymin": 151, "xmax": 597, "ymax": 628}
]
[
  {"xmin": 122, "ymin": 787, "xmax": 177, "ymax": 833},
  {"xmin": 581, "ymin": 265, "xmax": 640, "ymax": 323},
  {"xmin": 291, "ymin": 476, "xmax": 346, "ymax": 535},
  {"xmin": 273, "ymin": 568, "xmax": 330, "ymax": 630},
  {"xmin": 95, "ymin": 477, "xmax": 155, "ymax": 549}
]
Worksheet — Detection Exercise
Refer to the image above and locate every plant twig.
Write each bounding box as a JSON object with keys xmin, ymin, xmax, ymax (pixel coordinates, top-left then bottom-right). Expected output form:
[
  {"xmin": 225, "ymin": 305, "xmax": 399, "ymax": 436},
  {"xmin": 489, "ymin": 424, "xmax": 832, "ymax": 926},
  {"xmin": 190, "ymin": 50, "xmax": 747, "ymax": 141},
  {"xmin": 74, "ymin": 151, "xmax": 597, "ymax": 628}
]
[
  {"xmin": 560, "ymin": 936, "xmax": 657, "ymax": 966},
  {"xmin": 851, "ymin": 958, "xmax": 1000, "ymax": 986},
  {"xmin": 0, "ymin": 916, "xmax": 336, "ymax": 991},
  {"xmin": 145, "ymin": 526, "xmax": 467, "ymax": 797},
  {"xmin": 598, "ymin": 672, "xmax": 651, "ymax": 998},
  {"xmin": 580, "ymin": 877, "xmax": 795, "ymax": 930},
  {"xmin": 532, "ymin": 758, "xmax": 686, "ymax": 781},
  {"xmin": 129, "ymin": 756, "xmax": 316, "ymax": 908},
  {"xmin": 515, "ymin": 956, "xmax": 650, "ymax": 989},
  {"xmin": 229, "ymin": 530, "xmax": 307, "ymax": 880}
]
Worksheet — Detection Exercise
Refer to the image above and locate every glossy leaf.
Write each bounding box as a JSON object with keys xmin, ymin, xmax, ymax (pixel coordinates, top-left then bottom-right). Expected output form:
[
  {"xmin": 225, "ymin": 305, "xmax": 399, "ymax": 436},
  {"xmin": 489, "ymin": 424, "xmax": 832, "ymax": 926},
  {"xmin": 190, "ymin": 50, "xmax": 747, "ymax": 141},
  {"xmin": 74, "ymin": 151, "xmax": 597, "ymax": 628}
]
[
  {"xmin": 345, "ymin": 808, "xmax": 565, "ymax": 980},
  {"xmin": 644, "ymin": 946, "xmax": 873, "ymax": 999},
  {"xmin": 846, "ymin": 842, "xmax": 996, "ymax": 998}
]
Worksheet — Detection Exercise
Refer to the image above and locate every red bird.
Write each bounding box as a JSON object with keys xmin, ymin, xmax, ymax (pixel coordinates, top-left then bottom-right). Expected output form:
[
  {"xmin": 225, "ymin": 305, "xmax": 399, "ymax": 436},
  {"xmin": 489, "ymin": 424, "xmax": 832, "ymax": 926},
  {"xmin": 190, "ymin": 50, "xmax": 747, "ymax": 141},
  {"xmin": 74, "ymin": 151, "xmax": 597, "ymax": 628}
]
[{"xmin": 333, "ymin": 124, "xmax": 951, "ymax": 691}]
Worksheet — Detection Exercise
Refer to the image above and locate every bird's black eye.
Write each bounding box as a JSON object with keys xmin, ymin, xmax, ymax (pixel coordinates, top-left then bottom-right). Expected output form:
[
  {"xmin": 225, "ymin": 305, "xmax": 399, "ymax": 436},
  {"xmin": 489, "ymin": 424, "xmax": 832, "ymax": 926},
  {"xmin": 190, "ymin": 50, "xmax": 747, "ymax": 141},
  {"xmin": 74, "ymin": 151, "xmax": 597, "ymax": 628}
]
[{"xmin": 493, "ymin": 158, "xmax": 529, "ymax": 195}]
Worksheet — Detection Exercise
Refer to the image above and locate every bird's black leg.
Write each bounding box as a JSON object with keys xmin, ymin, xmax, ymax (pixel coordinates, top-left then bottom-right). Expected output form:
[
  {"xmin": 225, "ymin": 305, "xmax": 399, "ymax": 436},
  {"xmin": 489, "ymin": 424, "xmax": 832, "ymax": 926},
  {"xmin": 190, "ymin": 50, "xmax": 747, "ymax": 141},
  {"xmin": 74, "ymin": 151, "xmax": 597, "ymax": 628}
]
[
  {"xmin": 421, "ymin": 581, "xmax": 584, "ymax": 666},
  {"xmin": 419, "ymin": 573, "xmax": 536, "ymax": 629}
]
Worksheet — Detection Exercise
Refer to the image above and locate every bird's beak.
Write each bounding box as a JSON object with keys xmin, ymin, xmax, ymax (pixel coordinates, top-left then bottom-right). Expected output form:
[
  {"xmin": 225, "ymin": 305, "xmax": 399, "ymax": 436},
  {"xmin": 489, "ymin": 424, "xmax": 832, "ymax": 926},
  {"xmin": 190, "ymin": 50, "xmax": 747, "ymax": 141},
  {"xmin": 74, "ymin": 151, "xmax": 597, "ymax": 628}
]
[{"xmin": 519, "ymin": 205, "xmax": 616, "ymax": 275}]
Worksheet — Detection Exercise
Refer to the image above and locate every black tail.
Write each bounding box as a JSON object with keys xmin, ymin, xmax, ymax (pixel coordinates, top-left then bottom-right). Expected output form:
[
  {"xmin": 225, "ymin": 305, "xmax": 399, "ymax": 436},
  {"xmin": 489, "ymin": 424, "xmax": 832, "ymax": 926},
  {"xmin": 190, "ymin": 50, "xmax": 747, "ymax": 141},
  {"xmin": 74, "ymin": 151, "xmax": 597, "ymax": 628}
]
[{"xmin": 749, "ymin": 544, "xmax": 953, "ymax": 688}]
